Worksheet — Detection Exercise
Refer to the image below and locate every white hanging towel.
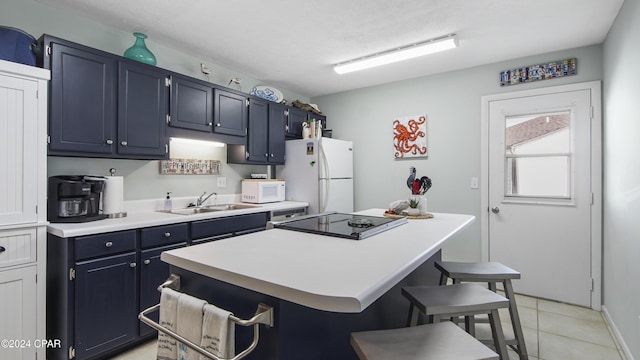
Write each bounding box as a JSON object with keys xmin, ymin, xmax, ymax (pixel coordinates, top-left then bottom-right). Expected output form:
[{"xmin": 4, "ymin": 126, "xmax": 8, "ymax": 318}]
[
  {"xmin": 157, "ymin": 288, "xmax": 180, "ymax": 360},
  {"xmin": 176, "ymin": 293, "xmax": 207, "ymax": 360},
  {"xmin": 200, "ymin": 304, "xmax": 235, "ymax": 360}
]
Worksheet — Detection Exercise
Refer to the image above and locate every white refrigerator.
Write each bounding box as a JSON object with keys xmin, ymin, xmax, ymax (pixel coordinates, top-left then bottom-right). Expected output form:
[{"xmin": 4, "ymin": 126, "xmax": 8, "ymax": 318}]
[{"xmin": 277, "ymin": 138, "xmax": 353, "ymax": 214}]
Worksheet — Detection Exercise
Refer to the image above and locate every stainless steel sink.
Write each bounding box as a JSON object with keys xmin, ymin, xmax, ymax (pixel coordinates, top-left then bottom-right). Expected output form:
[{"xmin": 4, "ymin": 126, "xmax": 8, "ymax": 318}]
[
  {"xmin": 158, "ymin": 203, "xmax": 260, "ymax": 215},
  {"xmin": 204, "ymin": 203, "xmax": 260, "ymax": 211},
  {"xmin": 159, "ymin": 207, "xmax": 220, "ymax": 215}
]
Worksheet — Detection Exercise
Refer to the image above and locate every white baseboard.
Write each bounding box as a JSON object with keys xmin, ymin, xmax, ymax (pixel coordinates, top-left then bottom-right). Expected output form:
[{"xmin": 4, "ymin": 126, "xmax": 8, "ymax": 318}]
[{"xmin": 602, "ymin": 305, "xmax": 635, "ymax": 360}]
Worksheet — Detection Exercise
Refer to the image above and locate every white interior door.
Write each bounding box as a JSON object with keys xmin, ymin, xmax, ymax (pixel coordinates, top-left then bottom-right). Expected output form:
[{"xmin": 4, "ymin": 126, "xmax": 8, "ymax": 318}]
[{"xmin": 482, "ymin": 82, "xmax": 601, "ymax": 308}]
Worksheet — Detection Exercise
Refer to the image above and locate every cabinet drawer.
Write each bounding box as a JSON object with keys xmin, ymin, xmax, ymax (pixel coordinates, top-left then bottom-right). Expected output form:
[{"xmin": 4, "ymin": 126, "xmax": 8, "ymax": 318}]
[
  {"xmin": 140, "ymin": 223, "xmax": 188, "ymax": 249},
  {"xmin": 74, "ymin": 230, "xmax": 136, "ymax": 260},
  {"xmin": 0, "ymin": 228, "xmax": 36, "ymax": 268},
  {"xmin": 190, "ymin": 212, "xmax": 268, "ymax": 240}
]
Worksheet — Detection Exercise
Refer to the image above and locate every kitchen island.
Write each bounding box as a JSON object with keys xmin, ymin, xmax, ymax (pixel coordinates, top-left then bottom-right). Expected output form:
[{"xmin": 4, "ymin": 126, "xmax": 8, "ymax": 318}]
[{"xmin": 161, "ymin": 209, "xmax": 475, "ymax": 360}]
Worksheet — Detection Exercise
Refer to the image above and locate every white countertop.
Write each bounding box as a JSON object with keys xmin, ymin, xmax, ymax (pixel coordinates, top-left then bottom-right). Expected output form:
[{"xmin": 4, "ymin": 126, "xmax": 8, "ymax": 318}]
[
  {"xmin": 161, "ymin": 209, "xmax": 475, "ymax": 313},
  {"xmin": 47, "ymin": 200, "xmax": 308, "ymax": 238}
]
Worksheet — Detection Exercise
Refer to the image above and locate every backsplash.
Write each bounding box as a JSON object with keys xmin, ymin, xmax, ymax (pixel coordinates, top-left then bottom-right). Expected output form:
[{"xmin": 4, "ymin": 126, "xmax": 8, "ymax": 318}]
[{"xmin": 47, "ymin": 144, "xmax": 267, "ymax": 201}]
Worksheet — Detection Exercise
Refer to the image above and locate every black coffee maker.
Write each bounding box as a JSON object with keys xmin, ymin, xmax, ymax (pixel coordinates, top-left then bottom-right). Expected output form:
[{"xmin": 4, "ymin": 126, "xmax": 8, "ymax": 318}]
[{"xmin": 48, "ymin": 176, "xmax": 108, "ymax": 223}]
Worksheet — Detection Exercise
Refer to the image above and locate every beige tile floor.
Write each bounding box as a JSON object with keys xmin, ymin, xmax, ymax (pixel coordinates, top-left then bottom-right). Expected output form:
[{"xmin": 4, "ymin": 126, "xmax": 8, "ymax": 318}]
[
  {"xmin": 477, "ymin": 293, "xmax": 626, "ymax": 360},
  {"xmin": 114, "ymin": 294, "xmax": 625, "ymax": 360}
]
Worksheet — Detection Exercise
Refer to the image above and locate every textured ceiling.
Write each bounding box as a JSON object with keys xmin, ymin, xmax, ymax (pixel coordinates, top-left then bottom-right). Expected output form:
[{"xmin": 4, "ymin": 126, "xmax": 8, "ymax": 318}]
[{"xmin": 36, "ymin": 0, "xmax": 623, "ymax": 97}]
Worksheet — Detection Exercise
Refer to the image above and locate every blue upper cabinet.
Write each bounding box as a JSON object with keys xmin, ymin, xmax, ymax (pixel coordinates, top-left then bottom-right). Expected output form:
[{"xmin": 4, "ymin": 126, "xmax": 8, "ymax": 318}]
[
  {"xmin": 285, "ymin": 107, "xmax": 327, "ymax": 139},
  {"xmin": 168, "ymin": 74, "xmax": 213, "ymax": 132},
  {"xmin": 267, "ymin": 102, "xmax": 286, "ymax": 164},
  {"xmin": 285, "ymin": 106, "xmax": 307, "ymax": 139},
  {"xmin": 227, "ymin": 99, "xmax": 286, "ymax": 165},
  {"xmin": 42, "ymin": 35, "xmax": 168, "ymax": 159},
  {"xmin": 214, "ymin": 88, "xmax": 247, "ymax": 136},
  {"xmin": 118, "ymin": 62, "xmax": 168, "ymax": 157},
  {"xmin": 246, "ymin": 97, "xmax": 270, "ymax": 163},
  {"xmin": 48, "ymin": 42, "xmax": 117, "ymax": 155},
  {"xmin": 40, "ymin": 35, "xmax": 325, "ymax": 160},
  {"xmin": 167, "ymin": 77, "xmax": 248, "ymax": 141}
]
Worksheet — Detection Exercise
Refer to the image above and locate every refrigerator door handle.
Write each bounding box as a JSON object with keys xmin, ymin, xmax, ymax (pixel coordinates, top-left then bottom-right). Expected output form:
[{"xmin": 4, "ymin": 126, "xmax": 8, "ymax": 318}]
[{"xmin": 319, "ymin": 143, "xmax": 330, "ymax": 213}]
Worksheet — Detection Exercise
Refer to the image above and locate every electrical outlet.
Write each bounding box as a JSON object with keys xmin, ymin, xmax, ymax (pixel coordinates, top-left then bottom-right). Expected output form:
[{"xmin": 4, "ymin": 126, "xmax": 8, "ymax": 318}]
[
  {"xmin": 217, "ymin": 176, "xmax": 226, "ymax": 188},
  {"xmin": 470, "ymin": 177, "xmax": 479, "ymax": 189}
]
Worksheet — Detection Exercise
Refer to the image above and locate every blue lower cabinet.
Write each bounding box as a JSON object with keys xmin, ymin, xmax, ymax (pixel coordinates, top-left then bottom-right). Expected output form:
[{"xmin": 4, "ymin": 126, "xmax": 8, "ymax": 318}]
[
  {"xmin": 46, "ymin": 212, "xmax": 271, "ymax": 360},
  {"xmin": 74, "ymin": 252, "xmax": 138, "ymax": 359},
  {"xmin": 139, "ymin": 243, "xmax": 186, "ymax": 337}
]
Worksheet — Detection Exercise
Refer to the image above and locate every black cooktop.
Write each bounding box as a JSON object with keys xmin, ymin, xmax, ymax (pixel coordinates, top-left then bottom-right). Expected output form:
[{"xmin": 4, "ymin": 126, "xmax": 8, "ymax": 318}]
[{"xmin": 273, "ymin": 212, "xmax": 407, "ymax": 240}]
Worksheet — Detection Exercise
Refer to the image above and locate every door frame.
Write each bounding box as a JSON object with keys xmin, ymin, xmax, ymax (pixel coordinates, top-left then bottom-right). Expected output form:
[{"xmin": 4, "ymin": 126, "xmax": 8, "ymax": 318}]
[{"xmin": 480, "ymin": 81, "xmax": 602, "ymax": 310}]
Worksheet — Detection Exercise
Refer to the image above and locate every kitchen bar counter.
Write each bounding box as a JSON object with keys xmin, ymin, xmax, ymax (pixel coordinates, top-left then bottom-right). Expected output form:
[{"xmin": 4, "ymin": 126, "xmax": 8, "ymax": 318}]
[
  {"xmin": 47, "ymin": 200, "xmax": 307, "ymax": 238},
  {"xmin": 160, "ymin": 209, "xmax": 475, "ymax": 360},
  {"xmin": 162, "ymin": 209, "xmax": 475, "ymax": 313}
]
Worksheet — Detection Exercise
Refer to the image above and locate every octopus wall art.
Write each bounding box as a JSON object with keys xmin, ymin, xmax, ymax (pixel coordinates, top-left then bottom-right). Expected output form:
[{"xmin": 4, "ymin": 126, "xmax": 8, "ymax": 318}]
[{"xmin": 393, "ymin": 115, "xmax": 428, "ymax": 158}]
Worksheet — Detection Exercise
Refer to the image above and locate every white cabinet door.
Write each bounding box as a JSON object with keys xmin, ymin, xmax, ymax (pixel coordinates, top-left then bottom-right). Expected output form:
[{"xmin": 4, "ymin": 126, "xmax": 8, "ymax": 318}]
[
  {"xmin": 0, "ymin": 71, "xmax": 38, "ymax": 225},
  {"xmin": 0, "ymin": 265, "xmax": 37, "ymax": 360}
]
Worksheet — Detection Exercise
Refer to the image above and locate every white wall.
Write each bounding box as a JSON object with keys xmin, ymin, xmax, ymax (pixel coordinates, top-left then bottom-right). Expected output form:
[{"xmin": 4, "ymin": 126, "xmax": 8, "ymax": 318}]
[
  {"xmin": 1, "ymin": 0, "xmax": 311, "ymax": 200},
  {"xmin": 312, "ymin": 45, "xmax": 603, "ymax": 262},
  {"xmin": 603, "ymin": 0, "xmax": 640, "ymax": 357}
]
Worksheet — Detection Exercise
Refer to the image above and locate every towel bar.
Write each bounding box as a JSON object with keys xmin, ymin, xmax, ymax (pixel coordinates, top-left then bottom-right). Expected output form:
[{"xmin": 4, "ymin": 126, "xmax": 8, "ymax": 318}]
[{"xmin": 139, "ymin": 274, "xmax": 274, "ymax": 360}]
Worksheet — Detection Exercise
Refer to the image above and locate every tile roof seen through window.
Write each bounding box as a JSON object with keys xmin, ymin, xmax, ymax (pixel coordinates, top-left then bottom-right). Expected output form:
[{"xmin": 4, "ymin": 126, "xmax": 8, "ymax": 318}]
[{"xmin": 506, "ymin": 114, "xmax": 569, "ymax": 148}]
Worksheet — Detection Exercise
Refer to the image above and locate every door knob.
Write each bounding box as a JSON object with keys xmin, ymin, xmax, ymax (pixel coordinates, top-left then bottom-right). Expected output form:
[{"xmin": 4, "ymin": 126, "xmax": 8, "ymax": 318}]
[{"xmin": 491, "ymin": 206, "xmax": 500, "ymax": 214}]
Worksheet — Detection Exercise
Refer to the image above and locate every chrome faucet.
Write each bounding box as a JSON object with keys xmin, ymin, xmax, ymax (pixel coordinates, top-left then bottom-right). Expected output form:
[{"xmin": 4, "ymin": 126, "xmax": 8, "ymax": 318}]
[{"xmin": 196, "ymin": 191, "xmax": 216, "ymax": 207}]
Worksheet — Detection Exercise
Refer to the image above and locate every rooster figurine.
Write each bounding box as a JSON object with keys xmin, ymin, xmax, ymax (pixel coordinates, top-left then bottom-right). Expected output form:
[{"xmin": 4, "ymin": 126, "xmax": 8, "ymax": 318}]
[{"xmin": 406, "ymin": 167, "xmax": 432, "ymax": 195}]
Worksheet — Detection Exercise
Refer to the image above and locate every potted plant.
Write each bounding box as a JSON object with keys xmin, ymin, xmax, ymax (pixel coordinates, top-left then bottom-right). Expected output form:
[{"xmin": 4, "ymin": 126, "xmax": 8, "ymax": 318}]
[{"xmin": 407, "ymin": 198, "xmax": 420, "ymax": 216}]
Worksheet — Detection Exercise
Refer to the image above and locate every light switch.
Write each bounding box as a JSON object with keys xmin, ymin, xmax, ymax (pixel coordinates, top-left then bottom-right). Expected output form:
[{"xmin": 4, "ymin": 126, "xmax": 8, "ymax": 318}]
[
  {"xmin": 217, "ymin": 176, "xmax": 227, "ymax": 188},
  {"xmin": 470, "ymin": 177, "xmax": 479, "ymax": 189}
]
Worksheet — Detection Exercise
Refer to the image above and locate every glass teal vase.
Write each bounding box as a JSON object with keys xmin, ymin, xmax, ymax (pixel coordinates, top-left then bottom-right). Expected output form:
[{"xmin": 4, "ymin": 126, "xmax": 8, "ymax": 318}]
[{"xmin": 124, "ymin": 32, "xmax": 157, "ymax": 65}]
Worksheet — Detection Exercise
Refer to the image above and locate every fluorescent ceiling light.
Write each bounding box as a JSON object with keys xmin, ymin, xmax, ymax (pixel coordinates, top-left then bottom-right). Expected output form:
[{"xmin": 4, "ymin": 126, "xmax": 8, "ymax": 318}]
[
  {"xmin": 170, "ymin": 137, "xmax": 225, "ymax": 147},
  {"xmin": 334, "ymin": 34, "xmax": 457, "ymax": 74}
]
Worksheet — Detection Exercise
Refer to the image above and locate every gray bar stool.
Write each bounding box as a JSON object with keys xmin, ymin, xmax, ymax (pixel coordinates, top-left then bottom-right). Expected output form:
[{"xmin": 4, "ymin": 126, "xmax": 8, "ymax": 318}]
[
  {"xmin": 351, "ymin": 321, "xmax": 499, "ymax": 360},
  {"xmin": 435, "ymin": 261, "xmax": 528, "ymax": 360},
  {"xmin": 401, "ymin": 283, "xmax": 510, "ymax": 359}
]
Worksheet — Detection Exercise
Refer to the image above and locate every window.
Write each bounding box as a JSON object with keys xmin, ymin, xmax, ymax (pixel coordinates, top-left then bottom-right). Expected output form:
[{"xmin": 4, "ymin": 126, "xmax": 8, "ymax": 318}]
[{"xmin": 504, "ymin": 111, "xmax": 571, "ymax": 198}]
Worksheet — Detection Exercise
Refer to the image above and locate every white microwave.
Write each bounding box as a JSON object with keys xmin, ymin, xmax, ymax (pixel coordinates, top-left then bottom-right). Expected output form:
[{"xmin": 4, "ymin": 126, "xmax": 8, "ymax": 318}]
[{"xmin": 241, "ymin": 180, "xmax": 285, "ymax": 203}]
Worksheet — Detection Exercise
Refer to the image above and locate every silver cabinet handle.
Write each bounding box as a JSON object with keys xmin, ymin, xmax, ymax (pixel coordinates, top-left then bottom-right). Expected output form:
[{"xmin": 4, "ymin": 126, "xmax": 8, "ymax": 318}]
[
  {"xmin": 105, "ymin": 241, "xmax": 113, "ymax": 248},
  {"xmin": 216, "ymin": 123, "xmax": 221, "ymax": 127},
  {"xmin": 130, "ymin": 262, "xmax": 137, "ymax": 268},
  {"xmin": 144, "ymin": 259, "xmax": 150, "ymax": 265},
  {"xmin": 270, "ymin": 153, "xmax": 274, "ymax": 157},
  {"xmin": 121, "ymin": 141, "xmax": 128, "ymax": 146},
  {"xmin": 491, "ymin": 206, "xmax": 500, "ymax": 214},
  {"xmin": 164, "ymin": 232, "xmax": 171, "ymax": 238},
  {"xmin": 106, "ymin": 139, "xmax": 114, "ymax": 145}
]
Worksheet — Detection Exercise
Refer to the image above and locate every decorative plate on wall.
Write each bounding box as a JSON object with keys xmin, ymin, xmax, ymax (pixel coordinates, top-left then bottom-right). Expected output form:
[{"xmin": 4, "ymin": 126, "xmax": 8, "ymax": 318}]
[{"xmin": 250, "ymin": 85, "xmax": 283, "ymax": 103}]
